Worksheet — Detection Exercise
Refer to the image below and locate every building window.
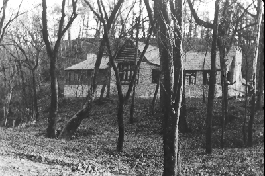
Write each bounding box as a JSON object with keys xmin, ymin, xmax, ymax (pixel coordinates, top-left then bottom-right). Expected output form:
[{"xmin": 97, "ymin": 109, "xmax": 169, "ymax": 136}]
[
  {"xmin": 117, "ymin": 62, "xmax": 136, "ymax": 85},
  {"xmin": 203, "ymin": 71, "xmax": 210, "ymax": 85},
  {"xmin": 152, "ymin": 69, "xmax": 160, "ymax": 83},
  {"xmin": 185, "ymin": 71, "xmax": 197, "ymax": 85}
]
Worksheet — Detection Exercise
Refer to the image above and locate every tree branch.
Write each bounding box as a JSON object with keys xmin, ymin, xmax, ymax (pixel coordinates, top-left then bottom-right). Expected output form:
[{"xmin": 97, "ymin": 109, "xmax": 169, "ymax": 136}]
[
  {"xmin": 187, "ymin": 0, "xmax": 214, "ymax": 29},
  {"xmin": 84, "ymin": 0, "xmax": 104, "ymax": 23},
  {"xmin": 237, "ymin": 2, "xmax": 257, "ymax": 18},
  {"xmin": 41, "ymin": 0, "xmax": 52, "ymax": 55},
  {"xmin": 143, "ymin": 0, "xmax": 154, "ymax": 26}
]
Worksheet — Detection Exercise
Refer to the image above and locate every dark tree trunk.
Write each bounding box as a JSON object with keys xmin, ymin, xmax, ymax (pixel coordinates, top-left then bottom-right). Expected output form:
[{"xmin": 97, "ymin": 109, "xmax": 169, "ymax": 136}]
[
  {"xmin": 248, "ymin": 90, "xmax": 256, "ymax": 147},
  {"xmin": 129, "ymin": 87, "xmax": 135, "ymax": 124},
  {"xmin": 59, "ymin": 37, "xmax": 106, "ymax": 140},
  {"xmin": 47, "ymin": 54, "xmax": 58, "ymax": 138},
  {"xmin": 205, "ymin": 0, "xmax": 219, "ymax": 154},
  {"xmin": 248, "ymin": 0, "xmax": 262, "ymax": 147},
  {"xmin": 129, "ymin": 13, "xmax": 140, "ymax": 124},
  {"xmin": 59, "ymin": 99, "xmax": 92, "ymax": 139},
  {"xmin": 203, "ymin": 87, "xmax": 206, "ymax": 103},
  {"xmin": 99, "ymin": 83, "xmax": 107, "ymax": 100},
  {"xmin": 17, "ymin": 61, "xmax": 29, "ymax": 121},
  {"xmin": 256, "ymin": 18, "xmax": 264, "ymax": 110},
  {"xmin": 202, "ymin": 56, "xmax": 206, "ymax": 103},
  {"xmin": 220, "ymin": 68, "xmax": 228, "ymax": 148},
  {"xmin": 117, "ymin": 97, "xmax": 124, "ymax": 152},
  {"xmin": 242, "ymin": 75, "xmax": 248, "ymax": 146},
  {"xmin": 179, "ymin": 72, "xmax": 190, "ymax": 133},
  {"xmin": 42, "ymin": 0, "xmax": 78, "ymax": 138},
  {"xmin": 151, "ymin": 80, "xmax": 159, "ymax": 115},
  {"xmin": 106, "ymin": 66, "xmax": 111, "ymax": 98},
  {"xmin": 32, "ymin": 70, "xmax": 39, "ymax": 122},
  {"xmin": 59, "ymin": 0, "xmax": 125, "ymax": 141},
  {"xmin": 219, "ymin": 45, "xmax": 228, "ymax": 148},
  {"xmin": 156, "ymin": 0, "xmax": 183, "ymax": 175}
]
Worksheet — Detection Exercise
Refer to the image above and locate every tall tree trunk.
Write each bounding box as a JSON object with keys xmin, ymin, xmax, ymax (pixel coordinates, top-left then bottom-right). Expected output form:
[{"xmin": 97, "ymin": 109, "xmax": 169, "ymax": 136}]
[
  {"xmin": 42, "ymin": 0, "xmax": 78, "ymax": 138},
  {"xmin": 205, "ymin": 0, "xmax": 220, "ymax": 154},
  {"xmin": 130, "ymin": 9, "xmax": 141, "ymax": 124},
  {"xmin": 179, "ymin": 70, "xmax": 190, "ymax": 133},
  {"xmin": 117, "ymin": 96, "xmax": 124, "ymax": 152},
  {"xmin": 202, "ymin": 55, "xmax": 206, "ymax": 103},
  {"xmin": 59, "ymin": 37, "xmax": 106, "ymax": 139},
  {"xmin": 17, "ymin": 61, "xmax": 29, "ymax": 121},
  {"xmin": 256, "ymin": 17, "xmax": 264, "ymax": 110},
  {"xmin": 219, "ymin": 46, "xmax": 228, "ymax": 148},
  {"xmin": 59, "ymin": 0, "xmax": 124, "ymax": 140},
  {"xmin": 129, "ymin": 87, "xmax": 136, "ymax": 124},
  {"xmin": 47, "ymin": 54, "xmax": 58, "ymax": 138},
  {"xmin": 248, "ymin": 0, "xmax": 263, "ymax": 147},
  {"xmin": 242, "ymin": 71, "xmax": 248, "ymax": 146},
  {"xmin": 218, "ymin": 0, "xmax": 234, "ymax": 148},
  {"xmin": 59, "ymin": 98, "xmax": 92, "ymax": 140},
  {"xmin": 32, "ymin": 70, "xmax": 39, "ymax": 122},
  {"xmin": 106, "ymin": 65, "xmax": 111, "ymax": 98},
  {"xmin": 156, "ymin": 0, "xmax": 183, "ymax": 175},
  {"xmin": 151, "ymin": 80, "xmax": 159, "ymax": 115},
  {"xmin": 4, "ymin": 88, "xmax": 13, "ymax": 127}
]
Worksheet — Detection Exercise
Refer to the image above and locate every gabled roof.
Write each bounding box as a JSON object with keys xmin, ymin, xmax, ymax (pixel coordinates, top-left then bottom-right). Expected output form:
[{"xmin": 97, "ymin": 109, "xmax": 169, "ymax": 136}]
[
  {"xmin": 65, "ymin": 38, "xmax": 236, "ymax": 71},
  {"xmin": 138, "ymin": 42, "xmax": 233, "ymax": 70},
  {"xmin": 64, "ymin": 54, "xmax": 109, "ymax": 70},
  {"xmin": 183, "ymin": 51, "xmax": 221, "ymax": 70},
  {"xmin": 138, "ymin": 42, "xmax": 160, "ymax": 66}
]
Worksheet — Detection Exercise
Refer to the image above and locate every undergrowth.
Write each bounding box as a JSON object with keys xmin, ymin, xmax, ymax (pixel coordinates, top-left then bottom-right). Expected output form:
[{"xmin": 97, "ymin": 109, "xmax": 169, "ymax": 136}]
[{"xmin": 0, "ymin": 96, "xmax": 263, "ymax": 175}]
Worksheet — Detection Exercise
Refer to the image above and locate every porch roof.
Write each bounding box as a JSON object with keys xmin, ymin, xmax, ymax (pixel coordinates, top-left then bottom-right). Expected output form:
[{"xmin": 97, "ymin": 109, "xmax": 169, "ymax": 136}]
[{"xmin": 64, "ymin": 54, "xmax": 109, "ymax": 70}]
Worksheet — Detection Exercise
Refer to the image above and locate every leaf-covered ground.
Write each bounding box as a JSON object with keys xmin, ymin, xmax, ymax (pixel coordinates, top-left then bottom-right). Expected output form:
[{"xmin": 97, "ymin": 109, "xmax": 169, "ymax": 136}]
[{"xmin": 0, "ymin": 97, "xmax": 264, "ymax": 175}]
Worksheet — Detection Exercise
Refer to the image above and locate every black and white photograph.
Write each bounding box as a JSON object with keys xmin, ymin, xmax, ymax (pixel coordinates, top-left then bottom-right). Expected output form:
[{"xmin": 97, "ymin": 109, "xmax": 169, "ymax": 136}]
[{"xmin": 0, "ymin": 0, "xmax": 264, "ymax": 175}]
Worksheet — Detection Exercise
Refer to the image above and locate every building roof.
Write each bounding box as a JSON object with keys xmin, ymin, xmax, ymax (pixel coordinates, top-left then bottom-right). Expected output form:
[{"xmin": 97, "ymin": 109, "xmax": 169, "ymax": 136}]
[
  {"xmin": 138, "ymin": 42, "xmax": 160, "ymax": 66},
  {"xmin": 65, "ymin": 39, "xmax": 236, "ymax": 71},
  {"xmin": 138, "ymin": 42, "xmax": 227, "ymax": 70},
  {"xmin": 64, "ymin": 54, "xmax": 109, "ymax": 70},
  {"xmin": 183, "ymin": 51, "xmax": 221, "ymax": 70}
]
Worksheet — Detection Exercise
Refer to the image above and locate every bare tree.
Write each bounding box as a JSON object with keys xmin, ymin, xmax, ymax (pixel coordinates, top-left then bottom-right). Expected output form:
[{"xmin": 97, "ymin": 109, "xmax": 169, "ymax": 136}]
[
  {"xmin": 0, "ymin": 49, "xmax": 18, "ymax": 127},
  {"xmin": 216, "ymin": 0, "xmax": 258, "ymax": 148},
  {"xmin": 4, "ymin": 12, "xmax": 45, "ymax": 123},
  {"xmin": 153, "ymin": 0, "xmax": 184, "ymax": 174},
  {"xmin": 129, "ymin": 0, "xmax": 142, "ymax": 124},
  {"xmin": 150, "ymin": 78, "xmax": 159, "ymax": 115},
  {"xmin": 187, "ymin": 0, "xmax": 220, "ymax": 154},
  {"xmin": 144, "ymin": 0, "xmax": 185, "ymax": 173},
  {"xmin": 248, "ymin": 0, "xmax": 263, "ymax": 147},
  {"xmin": 0, "ymin": 0, "xmax": 24, "ymax": 43},
  {"xmin": 256, "ymin": 16, "xmax": 264, "ymax": 110},
  {"xmin": 81, "ymin": 0, "xmax": 155, "ymax": 152},
  {"xmin": 41, "ymin": 0, "xmax": 78, "ymax": 138},
  {"xmin": 241, "ymin": 33, "xmax": 251, "ymax": 146},
  {"xmin": 59, "ymin": 0, "xmax": 125, "ymax": 140}
]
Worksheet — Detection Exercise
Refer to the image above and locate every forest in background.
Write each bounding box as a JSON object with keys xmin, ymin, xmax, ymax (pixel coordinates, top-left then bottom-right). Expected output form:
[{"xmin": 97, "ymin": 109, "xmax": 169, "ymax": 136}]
[{"xmin": 0, "ymin": 0, "xmax": 264, "ymax": 175}]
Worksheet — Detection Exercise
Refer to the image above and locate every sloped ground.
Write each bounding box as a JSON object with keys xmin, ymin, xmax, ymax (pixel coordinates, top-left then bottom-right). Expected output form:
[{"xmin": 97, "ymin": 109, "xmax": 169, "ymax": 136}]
[
  {"xmin": 0, "ymin": 97, "xmax": 264, "ymax": 175},
  {"xmin": 0, "ymin": 154, "xmax": 75, "ymax": 176}
]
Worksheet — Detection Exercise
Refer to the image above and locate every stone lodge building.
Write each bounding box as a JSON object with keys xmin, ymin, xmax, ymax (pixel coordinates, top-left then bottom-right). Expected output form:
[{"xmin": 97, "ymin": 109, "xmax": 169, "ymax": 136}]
[{"xmin": 64, "ymin": 39, "xmax": 245, "ymax": 98}]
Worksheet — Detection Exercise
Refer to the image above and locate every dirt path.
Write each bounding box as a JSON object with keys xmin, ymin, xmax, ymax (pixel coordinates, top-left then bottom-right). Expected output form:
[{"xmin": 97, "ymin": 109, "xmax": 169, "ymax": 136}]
[{"xmin": 0, "ymin": 154, "xmax": 76, "ymax": 176}]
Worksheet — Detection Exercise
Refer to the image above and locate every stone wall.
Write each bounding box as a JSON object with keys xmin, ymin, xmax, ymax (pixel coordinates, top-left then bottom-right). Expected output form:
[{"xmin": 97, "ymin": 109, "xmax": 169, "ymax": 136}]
[
  {"xmin": 64, "ymin": 56, "xmax": 245, "ymax": 98},
  {"xmin": 64, "ymin": 62, "xmax": 160, "ymax": 98},
  {"xmin": 109, "ymin": 62, "xmax": 159, "ymax": 98},
  {"xmin": 64, "ymin": 85, "xmax": 107, "ymax": 98}
]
